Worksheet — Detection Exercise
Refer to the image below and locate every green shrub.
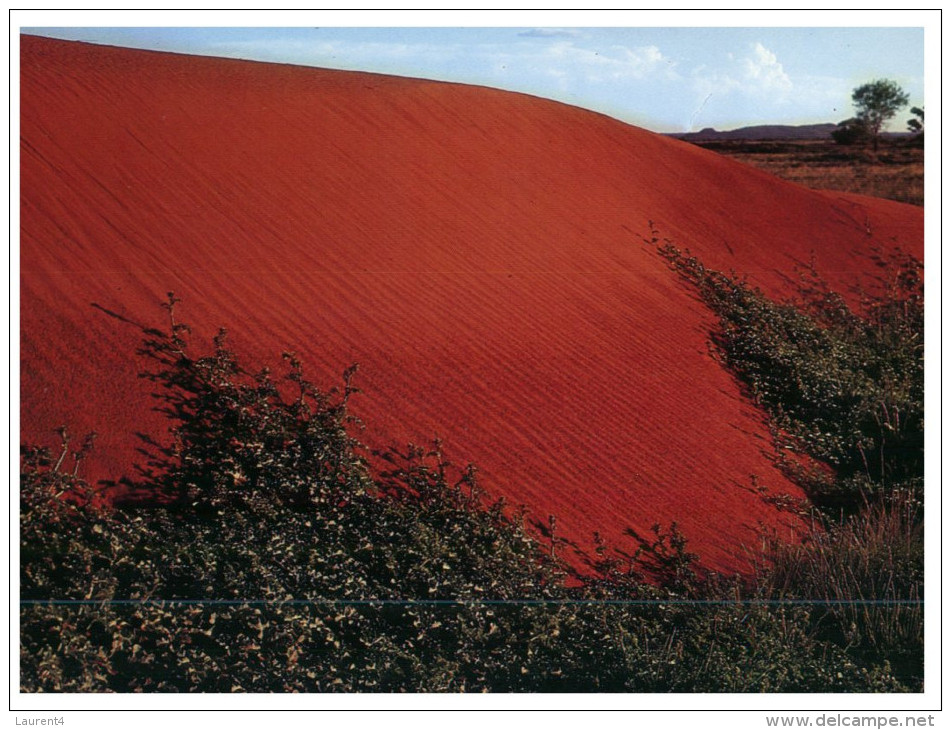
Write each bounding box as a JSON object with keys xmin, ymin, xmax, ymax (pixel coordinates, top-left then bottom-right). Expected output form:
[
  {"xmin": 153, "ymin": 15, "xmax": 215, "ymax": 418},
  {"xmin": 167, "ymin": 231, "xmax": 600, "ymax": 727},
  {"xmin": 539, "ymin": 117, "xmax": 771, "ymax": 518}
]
[
  {"xmin": 831, "ymin": 119, "xmax": 870, "ymax": 146},
  {"xmin": 658, "ymin": 245, "xmax": 923, "ymax": 506},
  {"xmin": 655, "ymin": 242, "xmax": 924, "ymax": 688},
  {"xmin": 21, "ymin": 295, "xmax": 560, "ymax": 691},
  {"xmin": 20, "ymin": 291, "xmax": 919, "ymax": 692}
]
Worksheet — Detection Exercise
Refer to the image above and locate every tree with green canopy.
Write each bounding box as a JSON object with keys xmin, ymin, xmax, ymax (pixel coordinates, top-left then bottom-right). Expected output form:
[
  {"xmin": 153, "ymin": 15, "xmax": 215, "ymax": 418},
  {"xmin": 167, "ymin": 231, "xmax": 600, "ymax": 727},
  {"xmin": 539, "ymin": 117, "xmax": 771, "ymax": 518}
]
[{"xmin": 851, "ymin": 79, "xmax": 910, "ymax": 152}]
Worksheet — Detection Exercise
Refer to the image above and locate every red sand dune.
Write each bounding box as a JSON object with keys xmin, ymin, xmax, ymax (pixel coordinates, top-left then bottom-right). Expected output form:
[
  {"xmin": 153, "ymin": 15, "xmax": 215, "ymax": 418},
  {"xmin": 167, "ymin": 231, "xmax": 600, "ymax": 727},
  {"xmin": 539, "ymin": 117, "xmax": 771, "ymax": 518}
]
[{"xmin": 20, "ymin": 36, "xmax": 923, "ymax": 574}]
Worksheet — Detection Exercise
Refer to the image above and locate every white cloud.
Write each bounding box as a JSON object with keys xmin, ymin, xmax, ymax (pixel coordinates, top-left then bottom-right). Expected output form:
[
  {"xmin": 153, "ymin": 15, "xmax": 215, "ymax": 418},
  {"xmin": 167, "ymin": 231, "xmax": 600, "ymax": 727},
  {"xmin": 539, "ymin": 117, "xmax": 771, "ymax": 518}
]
[
  {"xmin": 690, "ymin": 42, "xmax": 793, "ymax": 101},
  {"xmin": 682, "ymin": 44, "xmax": 801, "ymax": 130},
  {"xmin": 517, "ymin": 28, "xmax": 583, "ymax": 39},
  {"xmin": 542, "ymin": 42, "xmax": 678, "ymax": 83},
  {"xmin": 690, "ymin": 64, "xmax": 741, "ymax": 97},
  {"xmin": 742, "ymin": 42, "xmax": 792, "ymax": 94},
  {"xmin": 688, "ymin": 42, "xmax": 794, "ymax": 121}
]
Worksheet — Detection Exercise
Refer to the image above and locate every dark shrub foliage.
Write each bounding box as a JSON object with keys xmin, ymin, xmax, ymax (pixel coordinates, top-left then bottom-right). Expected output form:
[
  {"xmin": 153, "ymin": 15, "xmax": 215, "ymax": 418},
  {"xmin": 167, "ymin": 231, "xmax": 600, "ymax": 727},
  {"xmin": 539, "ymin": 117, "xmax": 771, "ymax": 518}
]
[
  {"xmin": 656, "ymin": 242, "xmax": 924, "ymax": 688},
  {"xmin": 831, "ymin": 119, "xmax": 870, "ymax": 146},
  {"xmin": 658, "ymin": 245, "xmax": 923, "ymax": 505},
  {"xmin": 20, "ymin": 290, "xmax": 919, "ymax": 692}
]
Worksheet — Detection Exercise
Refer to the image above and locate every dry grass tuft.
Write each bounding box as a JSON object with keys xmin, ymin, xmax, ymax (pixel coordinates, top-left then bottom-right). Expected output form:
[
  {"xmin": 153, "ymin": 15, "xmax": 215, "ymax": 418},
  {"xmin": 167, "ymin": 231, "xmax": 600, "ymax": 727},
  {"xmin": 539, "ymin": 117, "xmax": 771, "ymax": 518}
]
[
  {"xmin": 764, "ymin": 491, "xmax": 923, "ymax": 685},
  {"xmin": 691, "ymin": 140, "xmax": 923, "ymax": 206}
]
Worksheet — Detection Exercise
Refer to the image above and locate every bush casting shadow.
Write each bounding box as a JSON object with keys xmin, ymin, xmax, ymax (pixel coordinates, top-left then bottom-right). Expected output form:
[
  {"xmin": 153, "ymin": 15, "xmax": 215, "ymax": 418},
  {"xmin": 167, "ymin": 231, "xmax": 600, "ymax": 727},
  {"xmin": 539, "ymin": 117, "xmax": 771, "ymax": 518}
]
[{"xmin": 21, "ymin": 274, "xmax": 922, "ymax": 691}]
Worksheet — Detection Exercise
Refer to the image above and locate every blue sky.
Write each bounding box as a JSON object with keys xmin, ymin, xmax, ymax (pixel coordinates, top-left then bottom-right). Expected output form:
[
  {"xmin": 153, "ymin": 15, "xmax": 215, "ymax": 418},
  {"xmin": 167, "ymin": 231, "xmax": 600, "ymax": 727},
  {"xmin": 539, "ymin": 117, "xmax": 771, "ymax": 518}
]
[{"xmin": 21, "ymin": 24, "xmax": 925, "ymax": 133}]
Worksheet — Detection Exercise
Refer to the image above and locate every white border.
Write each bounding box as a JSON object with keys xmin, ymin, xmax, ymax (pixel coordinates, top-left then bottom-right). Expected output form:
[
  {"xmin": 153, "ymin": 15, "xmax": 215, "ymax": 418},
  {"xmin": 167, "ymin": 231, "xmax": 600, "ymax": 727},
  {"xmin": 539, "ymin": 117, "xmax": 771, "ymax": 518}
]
[{"xmin": 6, "ymin": 7, "xmax": 943, "ymax": 721}]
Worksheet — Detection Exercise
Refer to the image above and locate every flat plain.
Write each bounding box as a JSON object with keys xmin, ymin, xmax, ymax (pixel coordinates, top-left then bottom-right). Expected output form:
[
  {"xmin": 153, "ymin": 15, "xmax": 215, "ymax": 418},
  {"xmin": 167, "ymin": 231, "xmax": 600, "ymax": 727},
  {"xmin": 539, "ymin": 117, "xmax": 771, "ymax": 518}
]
[{"xmin": 688, "ymin": 138, "xmax": 924, "ymax": 206}]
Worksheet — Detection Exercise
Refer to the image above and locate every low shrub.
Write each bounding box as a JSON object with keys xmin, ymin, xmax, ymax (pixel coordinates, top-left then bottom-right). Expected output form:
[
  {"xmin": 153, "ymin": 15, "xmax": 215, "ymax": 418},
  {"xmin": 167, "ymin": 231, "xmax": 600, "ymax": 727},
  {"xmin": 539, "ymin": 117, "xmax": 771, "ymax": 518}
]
[
  {"xmin": 658, "ymin": 244, "xmax": 923, "ymax": 507},
  {"xmin": 831, "ymin": 119, "xmax": 870, "ymax": 146},
  {"xmin": 655, "ymin": 241, "xmax": 924, "ymax": 688},
  {"xmin": 20, "ymin": 286, "xmax": 921, "ymax": 692}
]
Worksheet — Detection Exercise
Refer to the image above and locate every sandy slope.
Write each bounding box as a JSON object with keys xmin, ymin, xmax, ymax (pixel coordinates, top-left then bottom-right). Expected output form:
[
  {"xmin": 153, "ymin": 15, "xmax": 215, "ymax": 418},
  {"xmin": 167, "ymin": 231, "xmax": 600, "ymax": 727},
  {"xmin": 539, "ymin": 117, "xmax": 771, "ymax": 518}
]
[{"xmin": 20, "ymin": 36, "xmax": 923, "ymax": 573}]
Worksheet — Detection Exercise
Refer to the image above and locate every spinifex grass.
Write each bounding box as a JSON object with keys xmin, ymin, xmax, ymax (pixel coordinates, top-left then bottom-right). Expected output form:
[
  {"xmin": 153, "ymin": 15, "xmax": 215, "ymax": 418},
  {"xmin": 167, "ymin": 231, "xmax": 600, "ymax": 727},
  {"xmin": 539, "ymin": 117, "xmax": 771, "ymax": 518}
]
[
  {"xmin": 657, "ymin": 240, "xmax": 923, "ymax": 687},
  {"xmin": 765, "ymin": 491, "xmax": 923, "ymax": 686}
]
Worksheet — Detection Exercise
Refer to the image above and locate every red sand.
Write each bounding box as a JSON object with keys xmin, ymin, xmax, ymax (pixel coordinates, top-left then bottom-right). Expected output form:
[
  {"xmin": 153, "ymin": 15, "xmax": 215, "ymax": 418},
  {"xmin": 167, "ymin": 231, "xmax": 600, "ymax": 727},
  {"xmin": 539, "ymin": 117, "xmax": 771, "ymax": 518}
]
[{"xmin": 20, "ymin": 36, "xmax": 923, "ymax": 574}]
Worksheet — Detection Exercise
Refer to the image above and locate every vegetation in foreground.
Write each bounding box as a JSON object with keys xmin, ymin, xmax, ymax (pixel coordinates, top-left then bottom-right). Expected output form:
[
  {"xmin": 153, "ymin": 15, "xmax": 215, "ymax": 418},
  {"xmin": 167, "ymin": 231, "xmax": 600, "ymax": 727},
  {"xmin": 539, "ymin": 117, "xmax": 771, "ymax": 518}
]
[
  {"xmin": 21, "ymin": 242, "xmax": 923, "ymax": 691},
  {"xmin": 657, "ymin": 240, "xmax": 923, "ymax": 687}
]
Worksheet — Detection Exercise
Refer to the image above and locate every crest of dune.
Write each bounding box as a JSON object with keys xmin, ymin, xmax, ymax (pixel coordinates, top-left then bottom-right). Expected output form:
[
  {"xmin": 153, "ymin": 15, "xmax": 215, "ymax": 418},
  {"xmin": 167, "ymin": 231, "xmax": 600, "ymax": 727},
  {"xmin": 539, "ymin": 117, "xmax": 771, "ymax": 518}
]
[{"xmin": 20, "ymin": 35, "xmax": 923, "ymax": 573}]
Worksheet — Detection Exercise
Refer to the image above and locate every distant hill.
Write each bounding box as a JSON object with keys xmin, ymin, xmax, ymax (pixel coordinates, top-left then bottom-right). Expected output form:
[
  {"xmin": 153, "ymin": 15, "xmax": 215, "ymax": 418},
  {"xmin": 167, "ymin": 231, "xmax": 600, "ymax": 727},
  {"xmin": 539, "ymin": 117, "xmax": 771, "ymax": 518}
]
[
  {"xmin": 671, "ymin": 123, "xmax": 913, "ymax": 143},
  {"xmin": 672, "ymin": 123, "xmax": 838, "ymax": 141}
]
